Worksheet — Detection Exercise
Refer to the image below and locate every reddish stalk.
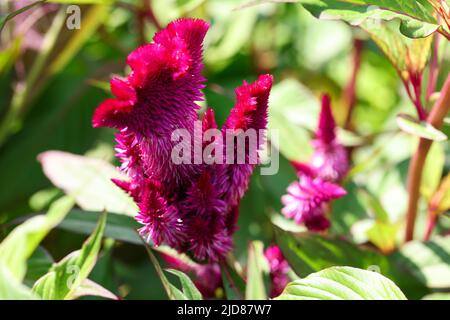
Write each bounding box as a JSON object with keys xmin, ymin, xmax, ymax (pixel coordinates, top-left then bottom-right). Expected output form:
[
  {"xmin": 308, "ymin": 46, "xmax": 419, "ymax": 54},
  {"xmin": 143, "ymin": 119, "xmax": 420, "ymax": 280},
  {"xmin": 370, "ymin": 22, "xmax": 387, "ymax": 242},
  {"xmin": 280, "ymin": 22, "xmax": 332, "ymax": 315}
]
[
  {"xmin": 423, "ymin": 208, "xmax": 437, "ymax": 241},
  {"xmin": 344, "ymin": 39, "xmax": 363, "ymax": 130},
  {"xmin": 404, "ymin": 74, "xmax": 450, "ymax": 242}
]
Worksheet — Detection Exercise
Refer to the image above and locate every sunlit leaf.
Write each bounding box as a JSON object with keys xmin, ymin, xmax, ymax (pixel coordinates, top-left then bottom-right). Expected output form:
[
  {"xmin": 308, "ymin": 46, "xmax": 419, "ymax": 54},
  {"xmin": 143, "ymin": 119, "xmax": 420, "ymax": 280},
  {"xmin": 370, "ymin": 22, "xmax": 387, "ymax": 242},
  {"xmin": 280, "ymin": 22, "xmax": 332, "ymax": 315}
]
[
  {"xmin": 421, "ymin": 142, "xmax": 445, "ymax": 200},
  {"xmin": 166, "ymin": 269, "xmax": 202, "ymax": 300},
  {"xmin": 0, "ymin": 262, "xmax": 37, "ymax": 300},
  {"xmin": 275, "ymin": 266, "xmax": 406, "ymax": 300},
  {"xmin": 38, "ymin": 151, "xmax": 138, "ymax": 216},
  {"xmin": 245, "ymin": 241, "xmax": 269, "ymax": 300},
  {"xmin": 296, "ymin": 0, "xmax": 439, "ymax": 39},
  {"xmin": 0, "ymin": 196, "xmax": 74, "ymax": 282},
  {"xmin": 32, "ymin": 212, "xmax": 107, "ymax": 299},
  {"xmin": 397, "ymin": 113, "xmax": 448, "ymax": 141}
]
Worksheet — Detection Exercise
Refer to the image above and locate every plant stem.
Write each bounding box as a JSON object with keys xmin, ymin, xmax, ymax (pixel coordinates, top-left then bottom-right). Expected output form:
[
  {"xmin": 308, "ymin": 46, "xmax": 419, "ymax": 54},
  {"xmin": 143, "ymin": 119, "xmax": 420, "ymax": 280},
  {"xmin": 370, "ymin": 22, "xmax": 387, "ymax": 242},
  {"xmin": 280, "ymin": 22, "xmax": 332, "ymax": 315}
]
[
  {"xmin": 404, "ymin": 74, "xmax": 450, "ymax": 242},
  {"xmin": 344, "ymin": 39, "xmax": 363, "ymax": 130},
  {"xmin": 423, "ymin": 208, "xmax": 437, "ymax": 241}
]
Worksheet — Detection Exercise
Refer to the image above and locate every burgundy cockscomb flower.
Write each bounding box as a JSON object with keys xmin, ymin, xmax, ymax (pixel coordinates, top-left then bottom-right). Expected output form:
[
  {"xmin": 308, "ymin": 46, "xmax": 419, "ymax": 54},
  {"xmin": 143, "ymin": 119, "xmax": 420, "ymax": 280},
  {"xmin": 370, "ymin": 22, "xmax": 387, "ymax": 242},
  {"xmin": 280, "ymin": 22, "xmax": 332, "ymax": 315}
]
[
  {"xmin": 309, "ymin": 94, "xmax": 349, "ymax": 182},
  {"xmin": 92, "ymin": 18, "xmax": 273, "ymax": 261},
  {"xmin": 264, "ymin": 245, "xmax": 290, "ymax": 298},
  {"xmin": 282, "ymin": 163, "xmax": 346, "ymax": 231}
]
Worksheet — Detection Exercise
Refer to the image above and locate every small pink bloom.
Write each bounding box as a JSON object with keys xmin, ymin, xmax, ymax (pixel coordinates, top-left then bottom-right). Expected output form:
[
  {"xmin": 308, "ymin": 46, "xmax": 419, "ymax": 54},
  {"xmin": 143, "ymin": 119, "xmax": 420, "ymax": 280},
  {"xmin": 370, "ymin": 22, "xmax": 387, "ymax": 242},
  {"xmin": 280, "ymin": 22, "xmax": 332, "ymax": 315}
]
[{"xmin": 264, "ymin": 245, "xmax": 290, "ymax": 297}]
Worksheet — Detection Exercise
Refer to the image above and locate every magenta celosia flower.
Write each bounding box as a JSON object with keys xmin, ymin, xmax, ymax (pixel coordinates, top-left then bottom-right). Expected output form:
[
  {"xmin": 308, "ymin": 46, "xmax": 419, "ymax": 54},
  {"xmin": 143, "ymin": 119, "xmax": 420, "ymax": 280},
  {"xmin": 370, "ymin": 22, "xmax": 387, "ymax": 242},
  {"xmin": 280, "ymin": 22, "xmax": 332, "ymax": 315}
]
[
  {"xmin": 309, "ymin": 94, "xmax": 349, "ymax": 182},
  {"xmin": 92, "ymin": 18, "xmax": 273, "ymax": 261},
  {"xmin": 282, "ymin": 163, "xmax": 346, "ymax": 231},
  {"xmin": 264, "ymin": 245, "xmax": 290, "ymax": 298}
]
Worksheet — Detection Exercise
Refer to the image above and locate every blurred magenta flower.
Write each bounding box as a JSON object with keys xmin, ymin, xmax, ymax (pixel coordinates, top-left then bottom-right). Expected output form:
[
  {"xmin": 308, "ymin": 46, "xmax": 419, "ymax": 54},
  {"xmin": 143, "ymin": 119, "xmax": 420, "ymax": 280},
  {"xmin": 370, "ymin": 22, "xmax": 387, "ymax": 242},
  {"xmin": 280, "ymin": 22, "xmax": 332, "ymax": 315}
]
[
  {"xmin": 264, "ymin": 245, "xmax": 289, "ymax": 298},
  {"xmin": 92, "ymin": 18, "xmax": 273, "ymax": 261},
  {"xmin": 310, "ymin": 94, "xmax": 349, "ymax": 182}
]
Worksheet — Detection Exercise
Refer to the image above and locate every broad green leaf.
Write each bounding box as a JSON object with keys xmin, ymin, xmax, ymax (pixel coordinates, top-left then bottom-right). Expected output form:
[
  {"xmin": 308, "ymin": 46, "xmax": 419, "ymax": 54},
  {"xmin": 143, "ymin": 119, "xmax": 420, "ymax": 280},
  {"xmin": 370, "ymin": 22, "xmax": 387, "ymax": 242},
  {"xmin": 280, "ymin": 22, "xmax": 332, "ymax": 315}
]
[
  {"xmin": 421, "ymin": 142, "xmax": 445, "ymax": 200},
  {"xmin": 274, "ymin": 228, "xmax": 390, "ymax": 277},
  {"xmin": 359, "ymin": 20, "xmax": 433, "ymax": 86},
  {"xmin": 391, "ymin": 236, "xmax": 450, "ymax": 289},
  {"xmin": 0, "ymin": 262, "xmax": 37, "ymax": 300},
  {"xmin": 38, "ymin": 151, "xmax": 138, "ymax": 216},
  {"xmin": 166, "ymin": 269, "xmax": 203, "ymax": 300},
  {"xmin": 245, "ymin": 241, "xmax": 269, "ymax": 300},
  {"xmin": 275, "ymin": 227, "xmax": 428, "ymax": 299},
  {"xmin": 32, "ymin": 212, "xmax": 107, "ymax": 299},
  {"xmin": 0, "ymin": 196, "xmax": 74, "ymax": 282},
  {"xmin": 296, "ymin": 0, "xmax": 439, "ymax": 39},
  {"xmin": 275, "ymin": 266, "xmax": 406, "ymax": 300},
  {"xmin": 396, "ymin": 114, "xmax": 448, "ymax": 141},
  {"xmin": 57, "ymin": 210, "xmax": 141, "ymax": 245}
]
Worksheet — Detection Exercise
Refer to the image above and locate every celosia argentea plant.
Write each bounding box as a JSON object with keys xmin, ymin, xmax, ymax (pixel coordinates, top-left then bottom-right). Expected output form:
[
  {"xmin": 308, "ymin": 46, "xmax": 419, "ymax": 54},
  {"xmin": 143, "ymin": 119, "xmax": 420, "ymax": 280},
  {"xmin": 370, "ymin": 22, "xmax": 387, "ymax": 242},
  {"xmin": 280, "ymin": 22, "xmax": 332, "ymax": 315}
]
[{"xmin": 92, "ymin": 18, "xmax": 273, "ymax": 262}]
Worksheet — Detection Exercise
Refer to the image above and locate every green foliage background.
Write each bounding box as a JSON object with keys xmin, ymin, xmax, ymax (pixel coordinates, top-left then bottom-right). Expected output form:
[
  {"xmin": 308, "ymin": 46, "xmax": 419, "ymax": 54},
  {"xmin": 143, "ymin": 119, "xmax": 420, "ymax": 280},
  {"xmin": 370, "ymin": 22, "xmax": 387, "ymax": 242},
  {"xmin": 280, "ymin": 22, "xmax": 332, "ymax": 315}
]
[{"xmin": 0, "ymin": 0, "xmax": 449, "ymax": 300}]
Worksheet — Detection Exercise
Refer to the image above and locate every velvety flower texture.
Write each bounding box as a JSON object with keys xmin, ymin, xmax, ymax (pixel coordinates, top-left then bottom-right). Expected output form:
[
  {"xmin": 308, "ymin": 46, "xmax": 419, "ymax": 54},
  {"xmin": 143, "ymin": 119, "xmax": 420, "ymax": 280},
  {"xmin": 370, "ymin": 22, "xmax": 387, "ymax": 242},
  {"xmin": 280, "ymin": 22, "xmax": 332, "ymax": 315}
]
[
  {"xmin": 264, "ymin": 245, "xmax": 289, "ymax": 298},
  {"xmin": 281, "ymin": 166, "xmax": 347, "ymax": 231},
  {"xmin": 92, "ymin": 19, "xmax": 273, "ymax": 261},
  {"xmin": 281, "ymin": 95, "xmax": 347, "ymax": 231},
  {"xmin": 310, "ymin": 94, "xmax": 349, "ymax": 182}
]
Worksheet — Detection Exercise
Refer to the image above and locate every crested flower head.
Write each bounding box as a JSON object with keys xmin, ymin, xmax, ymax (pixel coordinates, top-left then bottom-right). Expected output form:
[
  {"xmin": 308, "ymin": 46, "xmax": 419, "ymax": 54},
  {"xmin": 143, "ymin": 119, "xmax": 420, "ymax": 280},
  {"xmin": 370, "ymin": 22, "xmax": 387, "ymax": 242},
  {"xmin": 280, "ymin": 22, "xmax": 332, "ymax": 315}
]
[
  {"xmin": 281, "ymin": 165, "xmax": 346, "ymax": 231},
  {"xmin": 92, "ymin": 18, "xmax": 273, "ymax": 261},
  {"xmin": 310, "ymin": 94, "xmax": 349, "ymax": 182},
  {"xmin": 264, "ymin": 245, "xmax": 290, "ymax": 298}
]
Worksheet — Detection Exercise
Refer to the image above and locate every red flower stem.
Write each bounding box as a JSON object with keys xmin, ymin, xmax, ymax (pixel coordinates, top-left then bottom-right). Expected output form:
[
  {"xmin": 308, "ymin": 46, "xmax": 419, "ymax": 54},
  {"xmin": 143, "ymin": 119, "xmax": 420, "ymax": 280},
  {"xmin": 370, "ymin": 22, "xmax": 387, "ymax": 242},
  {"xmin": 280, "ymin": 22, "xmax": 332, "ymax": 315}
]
[
  {"xmin": 344, "ymin": 39, "xmax": 363, "ymax": 130},
  {"xmin": 423, "ymin": 208, "xmax": 437, "ymax": 241},
  {"xmin": 405, "ymin": 74, "xmax": 450, "ymax": 242}
]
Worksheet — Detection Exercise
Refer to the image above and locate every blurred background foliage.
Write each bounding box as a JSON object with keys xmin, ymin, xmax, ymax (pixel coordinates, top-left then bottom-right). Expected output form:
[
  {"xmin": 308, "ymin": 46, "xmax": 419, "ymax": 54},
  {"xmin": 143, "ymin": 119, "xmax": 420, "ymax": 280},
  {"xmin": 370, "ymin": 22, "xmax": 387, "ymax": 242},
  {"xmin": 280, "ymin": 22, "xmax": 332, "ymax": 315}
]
[{"xmin": 0, "ymin": 0, "xmax": 449, "ymax": 299}]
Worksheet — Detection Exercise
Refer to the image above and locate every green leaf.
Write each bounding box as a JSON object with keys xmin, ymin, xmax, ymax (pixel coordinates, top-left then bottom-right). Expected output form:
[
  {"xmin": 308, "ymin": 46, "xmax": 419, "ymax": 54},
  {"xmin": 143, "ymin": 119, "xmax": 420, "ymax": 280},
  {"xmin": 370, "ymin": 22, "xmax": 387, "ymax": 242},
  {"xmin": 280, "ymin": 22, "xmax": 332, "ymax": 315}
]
[
  {"xmin": 141, "ymin": 241, "xmax": 179, "ymax": 300},
  {"xmin": 296, "ymin": 0, "xmax": 439, "ymax": 39},
  {"xmin": 0, "ymin": 196, "xmax": 74, "ymax": 282},
  {"xmin": 421, "ymin": 142, "xmax": 445, "ymax": 200},
  {"xmin": 391, "ymin": 236, "xmax": 450, "ymax": 290},
  {"xmin": 57, "ymin": 209, "xmax": 141, "ymax": 245},
  {"xmin": 38, "ymin": 151, "xmax": 138, "ymax": 216},
  {"xmin": 245, "ymin": 241, "xmax": 269, "ymax": 300},
  {"xmin": 275, "ymin": 228, "xmax": 390, "ymax": 277},
  {"xmin": 396, "ymin": 114, "xmax": 448, "ymax": 141},
  {"xmin": 0, "ymin": 262, "xmax": 38, "ymax": 300},
  {"xmin": 32, "ymin": 212, "xmax": 107, "ymax": 299},
  {"xmin": 275, "ymin": 266, "xmax": 406, "ymax": 300},
  {"xmin": 166, "ymin": 269, "xmax": 203, "ymax": 300}
]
